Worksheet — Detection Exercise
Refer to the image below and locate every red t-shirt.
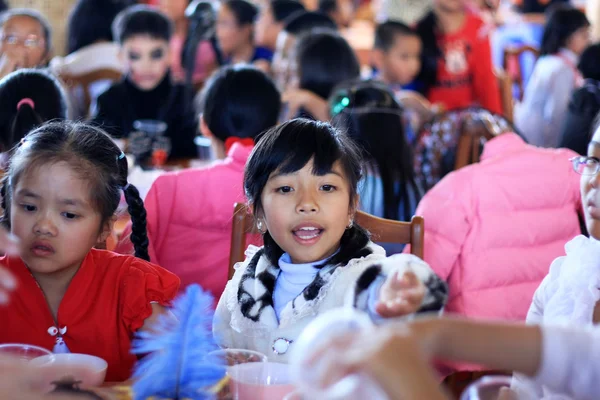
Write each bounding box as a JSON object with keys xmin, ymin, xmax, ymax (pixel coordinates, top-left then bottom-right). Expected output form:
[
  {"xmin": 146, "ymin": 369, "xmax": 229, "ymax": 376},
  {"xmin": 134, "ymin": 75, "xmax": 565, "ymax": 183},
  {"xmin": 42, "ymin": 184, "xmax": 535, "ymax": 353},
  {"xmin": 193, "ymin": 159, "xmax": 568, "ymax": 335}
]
[
  {"xmin": 0, "ymin": 249, "xmax": 180, "ymax": 382},
  {"xmin": 428, "ymin": 13, "xmax": 503, "ymax": 114}
]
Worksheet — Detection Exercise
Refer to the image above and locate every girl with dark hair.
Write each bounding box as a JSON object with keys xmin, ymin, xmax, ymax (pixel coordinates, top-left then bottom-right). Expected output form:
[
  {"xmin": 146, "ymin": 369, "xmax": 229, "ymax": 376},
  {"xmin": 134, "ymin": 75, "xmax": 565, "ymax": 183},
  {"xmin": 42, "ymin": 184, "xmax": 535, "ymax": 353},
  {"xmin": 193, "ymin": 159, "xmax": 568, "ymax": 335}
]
[
  {"xmin": 415, "ymin": 0, "xmax": 502, "ymax": 114},
  {"xmin": 515, "ymin": 5, "xmax": 590, "ymax": 148},
  {"xmin": 216, "ymin": 0, "xmax": 273, "ymax": 71},
  {"xmin": 0, "ymin": 69, "xmax": 67, "ymax": 159},
  {"xmin": 213, "ymin": 118, "xmax": 447, "ymax": 362},
  {"xmin": 330, "ymin": 80, "xmax": 422, "ymax": 225},
  {"xmin": 283, "ymin": 29, "xmax": 360, "ymax": 121},
  {"xmin": 116, "ymin": 65, "xmax": 281, "ymax": 298},
  {"xmin": 157, "ymin": 0, "xmax": 218, "ymax": 85},
  {"xmin": 560, "ymin": 43, "xmax": 600, "ymax": 155},
  {"xmin": 0, "ymin": 121, "xmax": 179, "ymax": 382}
]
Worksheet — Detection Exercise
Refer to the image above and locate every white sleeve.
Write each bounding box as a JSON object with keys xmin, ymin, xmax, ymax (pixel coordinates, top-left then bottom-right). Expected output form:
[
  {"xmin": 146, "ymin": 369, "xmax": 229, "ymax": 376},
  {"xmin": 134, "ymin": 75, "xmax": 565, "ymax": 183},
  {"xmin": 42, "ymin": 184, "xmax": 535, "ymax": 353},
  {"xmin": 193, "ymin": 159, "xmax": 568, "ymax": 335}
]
[{"xmin": 532, "ymin": 325, "xmax": 600, "ymax": 400}]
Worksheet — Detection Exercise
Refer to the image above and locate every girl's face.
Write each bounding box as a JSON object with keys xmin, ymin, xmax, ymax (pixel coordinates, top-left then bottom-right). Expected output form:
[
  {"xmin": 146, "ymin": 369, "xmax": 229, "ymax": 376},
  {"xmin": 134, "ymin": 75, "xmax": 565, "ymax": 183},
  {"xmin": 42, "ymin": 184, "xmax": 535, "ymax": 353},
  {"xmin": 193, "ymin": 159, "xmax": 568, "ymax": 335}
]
[
  {"xmin": 216, "ymin": 5, "xmax": 252, "ymax": 56},
  {"xmin": 10, "ymin": 162, "xmax": 112, "ymax": 278},
  {"xmin": 259, "ymin": 158, "xmax": 355, "ymax": 264},
  {"xmin": 254, "ymin": 5, "xmax": 280, "ymax": 50},
  {"xmin": 0, "ymin": 15, "xmax": 47, "ymax": 69},
  {"xmin": 121, "ymin": 35, "xmax": 171, "ymax": 91},
  {"xmin": 158, "ymin": 0, "xmax": 188, "ymax": 20},
  {"xmin": 567, "ymin": 26, "xmax": 591, "ymax": 56},
  {"xmin": 581, "ymin": 127, "xmax": 600, "ymax": 240}
]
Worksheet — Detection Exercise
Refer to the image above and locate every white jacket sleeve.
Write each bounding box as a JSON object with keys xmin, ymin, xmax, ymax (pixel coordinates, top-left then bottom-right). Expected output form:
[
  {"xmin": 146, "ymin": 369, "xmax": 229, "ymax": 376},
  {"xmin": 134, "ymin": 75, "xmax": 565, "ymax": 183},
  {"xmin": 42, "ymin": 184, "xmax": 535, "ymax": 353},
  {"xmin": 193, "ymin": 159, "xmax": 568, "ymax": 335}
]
[{"xmin": 533, "ymin": 324, "xmax": 600, "ymax": 400}]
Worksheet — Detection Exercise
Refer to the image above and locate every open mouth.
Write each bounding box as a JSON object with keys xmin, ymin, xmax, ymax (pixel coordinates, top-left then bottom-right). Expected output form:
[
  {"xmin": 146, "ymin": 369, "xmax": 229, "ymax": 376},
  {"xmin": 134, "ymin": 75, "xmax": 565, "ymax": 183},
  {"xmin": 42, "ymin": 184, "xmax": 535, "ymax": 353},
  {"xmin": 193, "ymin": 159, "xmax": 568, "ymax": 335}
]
[{"xmin": 292, "ymin": 224, "xmax": 324, "ymax": 244}]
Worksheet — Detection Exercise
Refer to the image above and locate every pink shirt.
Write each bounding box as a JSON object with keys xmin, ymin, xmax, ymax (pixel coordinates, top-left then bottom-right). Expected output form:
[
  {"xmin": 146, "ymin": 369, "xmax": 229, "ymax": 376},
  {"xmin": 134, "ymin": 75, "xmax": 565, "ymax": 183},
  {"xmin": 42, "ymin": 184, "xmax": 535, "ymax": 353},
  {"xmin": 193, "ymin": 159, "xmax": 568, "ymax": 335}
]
[{"xmin": 116, "ymin": 143, "xmax": 255, "ymax": 299}]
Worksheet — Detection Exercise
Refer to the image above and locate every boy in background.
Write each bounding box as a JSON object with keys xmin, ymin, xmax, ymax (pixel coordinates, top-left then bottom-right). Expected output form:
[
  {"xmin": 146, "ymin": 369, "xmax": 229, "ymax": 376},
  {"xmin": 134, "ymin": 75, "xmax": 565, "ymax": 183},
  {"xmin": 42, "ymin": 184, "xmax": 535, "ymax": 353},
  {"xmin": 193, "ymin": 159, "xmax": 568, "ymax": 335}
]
[{"xmin": 93, "ymin": 5, "xmax": 197, "ymax": 160}]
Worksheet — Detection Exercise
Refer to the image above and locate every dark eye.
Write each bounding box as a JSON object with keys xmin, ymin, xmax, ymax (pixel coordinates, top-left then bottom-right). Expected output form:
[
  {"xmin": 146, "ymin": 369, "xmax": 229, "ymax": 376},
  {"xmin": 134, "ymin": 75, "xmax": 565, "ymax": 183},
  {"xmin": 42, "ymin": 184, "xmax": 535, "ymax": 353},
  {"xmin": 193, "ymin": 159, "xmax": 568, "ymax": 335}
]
[
  {"xmin": 21, "ymin": 204, "xmax": 36, "ymax": 212},
  {"xmin": 277, "ymin": 186, "xmax": 293, "ymax": 193},
  {"xmin": 150, "ymin": 48, "xmax": 164, "ymax": 60},
  {"xmin": 62, "ymin": 212, "xmax": 78, "ymax": 220},
  {"xmin": 128, "ymin": 52, "xmax": 141, "ymax": 61},
  {"xmin": 321, "ymin": 185, "xmax": 336, "ymax": 192}
]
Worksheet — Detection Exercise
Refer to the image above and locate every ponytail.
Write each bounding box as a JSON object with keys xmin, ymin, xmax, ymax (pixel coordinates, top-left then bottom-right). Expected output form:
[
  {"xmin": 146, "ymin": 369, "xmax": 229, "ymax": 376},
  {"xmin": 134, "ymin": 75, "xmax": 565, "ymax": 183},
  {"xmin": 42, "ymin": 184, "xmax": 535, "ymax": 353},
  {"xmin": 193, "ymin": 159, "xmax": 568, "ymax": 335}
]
[
  {"xmin": 116, "ymin": 153, "xmax": 150, "ymax": 261},
  {"xmin": 5, "ymin": 101, "xmax": 43, "ymax": 153},
  {"xmin": 415, "ymin": 11, "xmax": 441, "ymax": 95},
  {"xmin": 123, "ymin": 183, "xmax": 150, "ymax": 261}
]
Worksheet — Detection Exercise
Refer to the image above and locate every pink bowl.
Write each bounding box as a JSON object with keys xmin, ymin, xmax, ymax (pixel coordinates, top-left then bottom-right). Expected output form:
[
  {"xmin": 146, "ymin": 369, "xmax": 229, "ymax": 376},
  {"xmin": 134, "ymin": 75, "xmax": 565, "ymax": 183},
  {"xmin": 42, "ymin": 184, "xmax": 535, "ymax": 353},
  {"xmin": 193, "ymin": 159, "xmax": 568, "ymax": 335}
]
[{"xmin": 30, "ymin": 353, "xmax": 108, "ymax": 388}]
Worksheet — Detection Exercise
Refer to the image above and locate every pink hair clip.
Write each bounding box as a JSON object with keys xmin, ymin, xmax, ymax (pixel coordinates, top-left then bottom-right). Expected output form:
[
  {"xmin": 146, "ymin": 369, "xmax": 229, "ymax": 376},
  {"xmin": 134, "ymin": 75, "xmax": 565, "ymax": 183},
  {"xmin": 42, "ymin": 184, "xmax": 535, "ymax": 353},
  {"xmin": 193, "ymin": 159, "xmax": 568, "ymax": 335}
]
[{"xmin": 16, "ymin": 98, "xmax": 35, "ymax": 111}]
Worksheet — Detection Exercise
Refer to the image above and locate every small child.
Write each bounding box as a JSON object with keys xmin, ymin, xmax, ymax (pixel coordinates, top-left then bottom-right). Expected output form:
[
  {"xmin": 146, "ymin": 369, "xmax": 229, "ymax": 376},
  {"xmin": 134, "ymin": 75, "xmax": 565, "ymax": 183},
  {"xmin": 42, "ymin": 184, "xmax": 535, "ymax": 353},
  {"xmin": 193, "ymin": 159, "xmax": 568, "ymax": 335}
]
[
  {"xmin": 373, "ymin": 20, "xmax": 435, "ymax": 131},
  {"xmin": 255, "ymin": 0, "xmax": 305, "ymax": 51},
  {"xmin": 0, "ymin": 9, "xmax": 52, "ymax": 79},
  {"xmin": 0, "ymin": 69, "xmax": 67, "ymax": 156},
  {"xmin": 213, "ymin": 118, "xmax": 448, "ymax": 362},
  {"xmin": 318, "ymin": 0, "xmax": 355, "ymax": 28},
  {"xmin": 560, "ymin": 43, "xmax": 600, "ymax": 155},
  {"xmin": 0, "ymin": 121, "xmax": 180, "ymax": 382},
  {"xmin": 115, "ymin": 65, "xmax": 281, "ymax": 298},
  {"xmin": 415, "ymin": 0, "xmax": 503, "ymax": 114},
  {"xmin": 92, "ymin": 5, "xmax": 197, "ymax": 160}
]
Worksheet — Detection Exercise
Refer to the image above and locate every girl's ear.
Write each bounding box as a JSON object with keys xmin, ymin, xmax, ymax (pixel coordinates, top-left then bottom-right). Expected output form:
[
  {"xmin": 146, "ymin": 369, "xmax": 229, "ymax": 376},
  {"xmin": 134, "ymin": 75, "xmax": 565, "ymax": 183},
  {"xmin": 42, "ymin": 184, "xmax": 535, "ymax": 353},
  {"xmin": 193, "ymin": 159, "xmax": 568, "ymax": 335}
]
[{"xmin": 98, "ymin": 215, "xmax": 117, "ymax": 243}]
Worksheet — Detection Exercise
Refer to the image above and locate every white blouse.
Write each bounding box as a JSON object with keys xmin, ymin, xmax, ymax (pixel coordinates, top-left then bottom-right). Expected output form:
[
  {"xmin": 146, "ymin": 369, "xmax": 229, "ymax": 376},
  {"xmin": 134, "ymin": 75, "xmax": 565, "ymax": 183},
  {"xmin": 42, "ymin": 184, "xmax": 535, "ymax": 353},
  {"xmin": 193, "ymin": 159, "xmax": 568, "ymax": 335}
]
[{"xmin": 513, "ymin": 235, "xmax": 600, "ymax": 399}]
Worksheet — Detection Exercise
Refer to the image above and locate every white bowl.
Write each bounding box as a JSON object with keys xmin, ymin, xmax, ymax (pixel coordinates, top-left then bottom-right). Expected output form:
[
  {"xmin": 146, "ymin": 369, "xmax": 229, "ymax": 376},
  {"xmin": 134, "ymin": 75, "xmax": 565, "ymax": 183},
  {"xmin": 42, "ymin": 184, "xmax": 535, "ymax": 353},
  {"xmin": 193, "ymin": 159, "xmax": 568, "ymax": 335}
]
[{"xmin": 31, "ymin": 353, "xmax": 108, "ymax": 387}]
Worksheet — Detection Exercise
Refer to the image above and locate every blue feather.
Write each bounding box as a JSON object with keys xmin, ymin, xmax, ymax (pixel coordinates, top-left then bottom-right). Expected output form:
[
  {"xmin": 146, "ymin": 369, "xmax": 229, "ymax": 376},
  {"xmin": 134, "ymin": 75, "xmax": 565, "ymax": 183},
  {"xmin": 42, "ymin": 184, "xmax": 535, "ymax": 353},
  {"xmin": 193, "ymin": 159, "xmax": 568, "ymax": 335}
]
[{"xmin": 131, "ymin": 284, "xmax": 226, "ymax": 400}]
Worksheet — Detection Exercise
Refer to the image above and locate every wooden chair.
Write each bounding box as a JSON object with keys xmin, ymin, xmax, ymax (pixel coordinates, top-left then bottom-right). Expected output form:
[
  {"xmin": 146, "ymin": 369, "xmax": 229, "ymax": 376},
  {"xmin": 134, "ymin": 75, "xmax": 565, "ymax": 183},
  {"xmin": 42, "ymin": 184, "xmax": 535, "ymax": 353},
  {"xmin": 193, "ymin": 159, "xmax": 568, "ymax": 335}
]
[
  {"xmin": 502, "ymin": 45, "xmax": 540, "ymax": 101},
  {"xmin": 58, "ymin": 69, "xmax": 123, "ymax": 117},
  {"xmin": 228, "ymin": 202, "xmax": 425, "ymax": 280},
  {"xmin": 495, "ymin": 67, "xmax": 514, "ymax": 123}
]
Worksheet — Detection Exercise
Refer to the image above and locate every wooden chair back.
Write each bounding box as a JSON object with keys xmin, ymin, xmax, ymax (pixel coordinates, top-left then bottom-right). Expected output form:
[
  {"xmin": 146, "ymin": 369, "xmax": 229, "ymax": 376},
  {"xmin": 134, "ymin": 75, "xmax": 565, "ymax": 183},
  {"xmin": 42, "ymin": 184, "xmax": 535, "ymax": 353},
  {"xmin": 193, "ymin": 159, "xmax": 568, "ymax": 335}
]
[
  {"xmin": 58, "ymin": 69, "xmax": 123, "ymax": 117},
  {"xmin": 228, "ymin": 203, "xmax": 425, "ymax": 280},
  {"xmin": 502, "ymin": 45, "xmax": 540, "ymax": 101},
  {"xmin": 495, "ymin": 67, "xmax": 514, "ymax": 123}
]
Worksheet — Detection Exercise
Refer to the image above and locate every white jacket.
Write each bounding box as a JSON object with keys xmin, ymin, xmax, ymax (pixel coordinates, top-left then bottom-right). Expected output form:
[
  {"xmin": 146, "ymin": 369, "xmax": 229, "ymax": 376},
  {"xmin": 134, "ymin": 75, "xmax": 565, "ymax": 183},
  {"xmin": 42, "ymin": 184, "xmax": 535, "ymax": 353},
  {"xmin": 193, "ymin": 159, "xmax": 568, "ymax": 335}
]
[
  {"xmin": 513, "ymin": 235, "xmax": 600, "ymax": 399},
  {"xmin": 213, "ymin": 243, "xmax": 447, "ymax": 363}
]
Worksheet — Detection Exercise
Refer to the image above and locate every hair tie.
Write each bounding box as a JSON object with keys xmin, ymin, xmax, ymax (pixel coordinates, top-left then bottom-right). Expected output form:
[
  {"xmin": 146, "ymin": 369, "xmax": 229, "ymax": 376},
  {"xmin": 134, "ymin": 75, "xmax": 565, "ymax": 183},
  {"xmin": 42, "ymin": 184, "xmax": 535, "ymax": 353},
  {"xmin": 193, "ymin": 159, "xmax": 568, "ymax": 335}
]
[
  {"xmin": 122, "ymin": 183, "xmax": 130, "ymax": 192},
  {"xmin": 16, "ymin": 98, "xmax": 35, "ymax": 111},
  {"xmin": 118, "ymin": 152, "xmax": 126, "ymax": 160},
  {"xmin": 224, "ymin": 137, "xmax": 254, "ymax": 153}
]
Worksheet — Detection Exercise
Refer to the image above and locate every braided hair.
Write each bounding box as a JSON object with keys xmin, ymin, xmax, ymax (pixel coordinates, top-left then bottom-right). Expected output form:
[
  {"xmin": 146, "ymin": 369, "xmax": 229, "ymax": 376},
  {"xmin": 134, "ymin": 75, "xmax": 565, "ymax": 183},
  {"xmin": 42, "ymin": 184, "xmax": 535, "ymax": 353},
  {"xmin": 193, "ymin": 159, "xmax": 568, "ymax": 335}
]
[{"xmin": 0, "ymin": 121, "xmax": 150, "ymax": 260}]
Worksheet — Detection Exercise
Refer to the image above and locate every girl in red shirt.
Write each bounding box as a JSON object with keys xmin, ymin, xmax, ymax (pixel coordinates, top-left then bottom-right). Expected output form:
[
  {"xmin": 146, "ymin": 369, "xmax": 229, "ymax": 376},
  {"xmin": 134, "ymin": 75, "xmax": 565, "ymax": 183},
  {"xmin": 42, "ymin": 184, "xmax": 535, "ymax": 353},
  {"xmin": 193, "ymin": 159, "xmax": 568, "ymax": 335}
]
[
  {"xmin": 415, "ymin": 0, "xmax": 503, "ymax": 114},
  {"xmin": 0, "ymin": 121, "xmax": 180, "ymax": 382}
]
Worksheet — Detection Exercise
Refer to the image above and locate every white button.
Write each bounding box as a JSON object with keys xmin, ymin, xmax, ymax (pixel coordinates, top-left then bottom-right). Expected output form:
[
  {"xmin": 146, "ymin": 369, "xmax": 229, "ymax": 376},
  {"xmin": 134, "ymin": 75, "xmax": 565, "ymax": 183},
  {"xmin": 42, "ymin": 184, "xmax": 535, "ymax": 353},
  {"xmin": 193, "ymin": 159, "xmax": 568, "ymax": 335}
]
[
  {"xmin": 47, "ymin": 326, "xmax": 58, "ymax": 336},
  {"xmin": 272, "ymin": 338, "xmax": 292, "ymax": 355}
]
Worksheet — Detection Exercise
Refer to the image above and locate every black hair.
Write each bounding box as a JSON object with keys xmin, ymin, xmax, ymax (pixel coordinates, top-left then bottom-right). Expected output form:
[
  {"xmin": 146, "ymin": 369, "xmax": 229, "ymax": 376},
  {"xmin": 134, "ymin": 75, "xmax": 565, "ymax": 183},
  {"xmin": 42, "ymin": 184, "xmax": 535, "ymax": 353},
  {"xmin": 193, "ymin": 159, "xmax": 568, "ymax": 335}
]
[
  {"xmin": 318, "ymin": 0, "xmax": 337, "ymax": 14},
  {"xmin": 375, "ymin": 20, "xmax": 418, "ymax": 52},
  {"xmin": 0, "ymin": 69, "xmax": 67, "ymax": 153},
  {"xmin": 578, "ymin": 44, "xmax": 600, "ymax": 81},
  {"xmin": 222, "ymin": 0, "xmax": 258, "ymax": 26},
  {"xmin": 0, "ymin": 8, "xmax": 52, "ymax": 55},
  {"xmin": 271, "ymin": 0, "xmax": 305, "ymax": 23},
  {"xmin": 244, "ymin": 118, "xmax": 369, "ymax": 266},
  {"xmin": 283, "ymin": 11, "xmax": 337, "ymax": 35},
  {"xmin": 199, "ymin": 65, "xmax": 281, "ymax": 142},
  {"xmin": 540, "ymin": 5, "xmax": 589, "ymax": 56},
  {"xmin": 0, "ymin": 1, "xmax": 7, "ymax": 13},
  {"xmin": 0, "ymin": 121, "xmax": 150, "ymax": 261},
  {"xmin": 414, "ymin": 11, "xmax": 441, "ymax": 94},
  {"xmin": 67, "ymin": 0, "xmax": 132, "ymax": 54},
  {"xmin": 330, "ymin": 80, "xmax": 421, "ymax": 221},
  {"xmin": 112, "ymin": 5, "xmax": 173, "ymax": 44},
  {"xmin": 296, "ymin": 30, "xmax": 360, "ymax": 100}
]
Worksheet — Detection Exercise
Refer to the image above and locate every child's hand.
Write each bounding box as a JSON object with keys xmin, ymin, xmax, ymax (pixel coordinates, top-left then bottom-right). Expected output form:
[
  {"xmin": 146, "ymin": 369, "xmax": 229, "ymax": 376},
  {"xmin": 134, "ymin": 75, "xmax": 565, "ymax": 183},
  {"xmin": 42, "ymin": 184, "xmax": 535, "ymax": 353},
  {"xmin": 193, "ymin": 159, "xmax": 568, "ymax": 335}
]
[
  {"xmin": 0, "ymin": 230, "xmax": 20, "ymax": 305},
  {"xmin": 376, "ymin": 270, "xmax": 426, "ymax": 318}
]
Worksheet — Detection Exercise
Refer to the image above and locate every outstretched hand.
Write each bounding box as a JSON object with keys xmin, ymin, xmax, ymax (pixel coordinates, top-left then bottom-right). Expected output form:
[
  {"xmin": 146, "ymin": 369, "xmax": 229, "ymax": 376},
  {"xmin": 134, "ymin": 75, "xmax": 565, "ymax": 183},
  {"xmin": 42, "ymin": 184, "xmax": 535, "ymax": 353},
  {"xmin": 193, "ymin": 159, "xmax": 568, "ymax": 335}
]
[{"xmin": 376, "ymin": 270, "xmax": 426, "ymax": 318}]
